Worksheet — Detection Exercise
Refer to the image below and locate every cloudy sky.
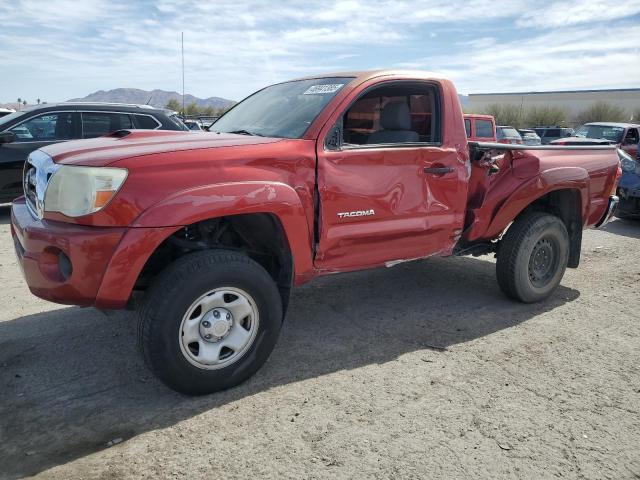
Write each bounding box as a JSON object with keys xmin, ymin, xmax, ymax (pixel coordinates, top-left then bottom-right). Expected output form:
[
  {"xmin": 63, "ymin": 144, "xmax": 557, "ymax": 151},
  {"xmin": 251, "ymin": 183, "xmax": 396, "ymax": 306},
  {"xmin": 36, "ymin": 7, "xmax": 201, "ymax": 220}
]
[{"xmin": 1, "ymin": 0, "xmax": 639, "ymax": 104}]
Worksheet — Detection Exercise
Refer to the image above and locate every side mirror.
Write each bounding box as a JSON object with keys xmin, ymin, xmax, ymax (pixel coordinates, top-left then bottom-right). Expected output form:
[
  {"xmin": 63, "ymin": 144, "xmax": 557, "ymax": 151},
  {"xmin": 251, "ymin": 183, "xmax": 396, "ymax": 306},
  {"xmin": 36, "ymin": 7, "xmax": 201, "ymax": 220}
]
[
  {"xmin": 0, "ymin": 132, "xmax": 16, "ymax": 144},
  {"xmin": 325, "ymin": 122, "xmax": 343, "ymax": 150}
]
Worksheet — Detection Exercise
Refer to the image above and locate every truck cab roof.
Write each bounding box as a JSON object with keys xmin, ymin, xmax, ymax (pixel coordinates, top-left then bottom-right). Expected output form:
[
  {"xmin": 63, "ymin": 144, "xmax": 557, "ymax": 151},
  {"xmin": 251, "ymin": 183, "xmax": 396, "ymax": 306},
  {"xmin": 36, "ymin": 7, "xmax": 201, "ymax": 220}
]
[
  {"xmin": 290, "ymin": 69, "xmax": 447, "ymax": 84},
  {"xmin": 583, "ymin": 122, "xmax": 640, "ymax": 128}
]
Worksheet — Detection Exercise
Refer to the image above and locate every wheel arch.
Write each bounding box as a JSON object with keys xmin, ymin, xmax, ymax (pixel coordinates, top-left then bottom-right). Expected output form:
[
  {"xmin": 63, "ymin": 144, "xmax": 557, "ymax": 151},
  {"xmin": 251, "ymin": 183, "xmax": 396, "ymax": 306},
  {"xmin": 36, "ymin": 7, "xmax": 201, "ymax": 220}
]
[
  {"xmin": 468, "ymin": 167, "xmax": 589, "ymax": 268},
  {"xmin": 96, "ymin": 182, "xmax": 315, "ymax": 311},
  {"xmin": 507, "ymin": 187, "xmax": 585, "ymax": 268},
  {"xmin": 136, "ymin": 212, "xmax": 296, "ymax": 313},
  {"xmin": 490, "ymin": 167, "xmax": 589, "ymax": 230}
]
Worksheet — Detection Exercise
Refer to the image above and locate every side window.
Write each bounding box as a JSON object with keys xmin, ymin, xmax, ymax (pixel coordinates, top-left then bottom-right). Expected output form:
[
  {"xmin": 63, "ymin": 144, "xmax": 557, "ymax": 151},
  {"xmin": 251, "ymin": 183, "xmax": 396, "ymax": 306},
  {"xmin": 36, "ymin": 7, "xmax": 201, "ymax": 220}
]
[
  {"xmin": 464, "ymin": 119, "xmax": 471, "ymax": 137},
  {"xmin": 82, "ymin": 112, "xmax": 133, "ymax": 139},
  {"xmin": 475, "ymin": 120, "xmax": 494, "ymax": 138},
  {"xmin": 343, "ymin": 97, "xmax": 378, "ymax": 145},
  {"xmin": 134, "ymin": 114, "xmax": 160, "ymax": 129},
  {"xmin": 342, "ymin": 82, "xmax": 439, "ymax": 146},
  {"xmin": 625, "ymin": 128, "xmax": 639, "ymax": 144},
  {"xmin": 9, "ymin": 112, "xmax": 75, "ymax": 142}
]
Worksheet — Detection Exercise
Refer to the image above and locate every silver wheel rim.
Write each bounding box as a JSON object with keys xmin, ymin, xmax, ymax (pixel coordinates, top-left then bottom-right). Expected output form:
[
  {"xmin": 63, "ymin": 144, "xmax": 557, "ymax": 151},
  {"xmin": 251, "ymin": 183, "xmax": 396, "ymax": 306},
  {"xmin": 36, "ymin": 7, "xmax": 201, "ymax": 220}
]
[{"xmin": 179, "ymin": 287, "xmax": 259, "ymax": 370}]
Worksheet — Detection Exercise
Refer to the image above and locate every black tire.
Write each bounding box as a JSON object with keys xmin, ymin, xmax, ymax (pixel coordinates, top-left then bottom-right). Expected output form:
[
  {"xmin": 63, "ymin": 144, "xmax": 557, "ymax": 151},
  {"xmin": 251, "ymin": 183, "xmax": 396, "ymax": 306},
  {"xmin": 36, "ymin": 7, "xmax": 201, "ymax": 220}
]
[
  {"xmin": 138, "ymin": 250, "xmax": 283, "ymax": 395},
  {"xmin": 496, "ymin": 212, "xmax": 569, "ymax": 303}
]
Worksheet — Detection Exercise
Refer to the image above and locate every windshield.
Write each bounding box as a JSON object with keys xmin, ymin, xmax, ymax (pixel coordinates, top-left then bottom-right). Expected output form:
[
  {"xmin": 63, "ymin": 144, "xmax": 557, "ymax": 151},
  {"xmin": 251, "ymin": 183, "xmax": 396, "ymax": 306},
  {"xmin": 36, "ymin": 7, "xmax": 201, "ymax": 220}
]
[
  {"xmin": 167, "ymin": 113, "xmax": 189, "ymax": 131},
  {"xmin": 497, "ymin": 127, "xmax": 520, "ymax": 139},
  {"xmin": 575, "ymin": 124, "xmax": 624, "ymax": 142},
  {"xmin": 212, "ymin": 77, "xmax": 353, "ymax": 138}
]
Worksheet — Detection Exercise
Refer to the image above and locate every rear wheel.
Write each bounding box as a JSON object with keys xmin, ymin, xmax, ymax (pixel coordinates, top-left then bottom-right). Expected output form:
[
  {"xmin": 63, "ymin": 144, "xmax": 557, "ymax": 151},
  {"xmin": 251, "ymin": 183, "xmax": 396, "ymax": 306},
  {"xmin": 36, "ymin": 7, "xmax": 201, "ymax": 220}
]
[
  {"xmin": 496, "ymin": 212, "xmax": 569, "ymax": 303},
  {"xmin": 138, "ymin": 250, "xmax": 283, "ymax": 395}
]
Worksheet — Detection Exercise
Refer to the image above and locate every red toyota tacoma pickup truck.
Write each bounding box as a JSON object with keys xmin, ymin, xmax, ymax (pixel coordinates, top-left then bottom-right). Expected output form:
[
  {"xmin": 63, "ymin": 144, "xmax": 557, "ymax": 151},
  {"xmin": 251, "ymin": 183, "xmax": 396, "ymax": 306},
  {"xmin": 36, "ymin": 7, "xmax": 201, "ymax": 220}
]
[
  {"xmin": 10, "ymin": 71, "xmax": 621, "ymax": 395},
  {"xmin": 464, "ymin": 114, "xmax": 496, "ymax": 142}
]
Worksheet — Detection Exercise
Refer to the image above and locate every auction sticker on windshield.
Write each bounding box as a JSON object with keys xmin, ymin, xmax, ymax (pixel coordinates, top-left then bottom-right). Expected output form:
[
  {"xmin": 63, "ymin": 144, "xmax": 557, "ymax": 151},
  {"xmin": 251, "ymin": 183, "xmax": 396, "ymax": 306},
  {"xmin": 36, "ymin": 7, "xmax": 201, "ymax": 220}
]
[{"xmin": 303, "ymin": 84, "xmax": 344, "ymax": 95}]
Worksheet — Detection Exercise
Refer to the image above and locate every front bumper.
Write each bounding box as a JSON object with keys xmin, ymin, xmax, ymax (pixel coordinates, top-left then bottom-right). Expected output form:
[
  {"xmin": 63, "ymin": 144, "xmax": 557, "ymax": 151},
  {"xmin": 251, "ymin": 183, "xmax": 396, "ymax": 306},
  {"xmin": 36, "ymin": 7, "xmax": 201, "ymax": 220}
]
[
  {"xmin": 11, "ymin": 198, "xmax": 181, "ymax": 309},
  {"xmin": 595, "ymin": 195, "xmax": 619, "ymax": 228},
  {"xmin": 11, "ymin": 198, "xmax": 126, "ymax": 306}
]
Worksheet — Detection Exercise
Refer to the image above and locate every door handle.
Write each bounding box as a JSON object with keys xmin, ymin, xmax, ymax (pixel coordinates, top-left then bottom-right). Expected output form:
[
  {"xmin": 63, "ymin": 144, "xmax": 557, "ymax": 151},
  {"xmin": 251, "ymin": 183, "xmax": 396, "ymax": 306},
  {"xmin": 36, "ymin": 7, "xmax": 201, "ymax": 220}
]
[{"xmin": 423, "ymin": 166, "xmax": 454, "ymax": 175}]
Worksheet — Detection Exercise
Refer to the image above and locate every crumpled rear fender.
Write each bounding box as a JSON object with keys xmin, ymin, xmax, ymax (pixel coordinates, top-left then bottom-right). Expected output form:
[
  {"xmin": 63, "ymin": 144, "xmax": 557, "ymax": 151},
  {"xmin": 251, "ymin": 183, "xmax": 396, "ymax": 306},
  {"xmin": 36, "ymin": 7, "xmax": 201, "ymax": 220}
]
[{"xmin": 466, "ymin": 167, "xmax": 590, "ymax": 242}]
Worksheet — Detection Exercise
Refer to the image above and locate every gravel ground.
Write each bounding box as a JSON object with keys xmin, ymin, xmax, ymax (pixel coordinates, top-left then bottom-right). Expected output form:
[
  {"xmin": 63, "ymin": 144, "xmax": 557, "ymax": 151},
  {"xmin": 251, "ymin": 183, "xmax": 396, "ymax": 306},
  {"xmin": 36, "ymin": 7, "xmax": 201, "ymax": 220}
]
[{"xmin": 0, "ymin": 204, "xmax": 639, "ymax": 480}]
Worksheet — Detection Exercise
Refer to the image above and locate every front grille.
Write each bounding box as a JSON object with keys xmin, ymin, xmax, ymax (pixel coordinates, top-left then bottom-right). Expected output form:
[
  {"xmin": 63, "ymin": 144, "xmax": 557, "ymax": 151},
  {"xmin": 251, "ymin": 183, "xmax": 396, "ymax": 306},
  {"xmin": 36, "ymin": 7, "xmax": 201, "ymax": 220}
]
[
  {"xmin": 22, "ymin": 150, "xmax": 59, "ymax": 219},
  {"xmin": 23, "ymin": 160, "xmax": 38, "ymax": 214}
]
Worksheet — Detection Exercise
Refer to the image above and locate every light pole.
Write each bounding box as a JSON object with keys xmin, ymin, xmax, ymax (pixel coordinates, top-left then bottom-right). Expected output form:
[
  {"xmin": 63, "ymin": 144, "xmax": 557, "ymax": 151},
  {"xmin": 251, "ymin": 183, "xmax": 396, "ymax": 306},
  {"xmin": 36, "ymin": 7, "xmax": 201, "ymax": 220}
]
[{"xmin": 182, "ymin": 32, "xmax": 185, "ymax": 117}]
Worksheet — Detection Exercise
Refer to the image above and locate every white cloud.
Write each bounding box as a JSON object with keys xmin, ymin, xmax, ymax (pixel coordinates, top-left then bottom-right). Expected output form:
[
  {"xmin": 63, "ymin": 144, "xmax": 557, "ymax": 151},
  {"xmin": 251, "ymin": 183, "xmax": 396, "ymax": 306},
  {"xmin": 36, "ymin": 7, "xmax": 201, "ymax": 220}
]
[
  {"xmin": 0, "ymin": 0, "xmax": 638, "ymax": 103},
  {"xmin": 517, "ymin": 0, "xmax": 640, "ymax": 28},
  {"xmin": 415, "ymin": 23, "xmax": 640, "ymax": 93}
]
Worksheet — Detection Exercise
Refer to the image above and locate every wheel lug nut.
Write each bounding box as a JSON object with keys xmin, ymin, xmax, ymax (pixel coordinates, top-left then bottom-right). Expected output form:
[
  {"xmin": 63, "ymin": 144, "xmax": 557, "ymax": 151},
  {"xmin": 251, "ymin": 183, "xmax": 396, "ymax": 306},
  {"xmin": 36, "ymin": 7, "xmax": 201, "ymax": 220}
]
[
  {"xmin": 204, "ymin": 334, "xmax": 212, "ymax": 340},
  {"xmin": 213, "ymin": 310, "xmax": 220, "ymax": 318},
  {"xmin": 226, "ymin": 313, "xmax": 231, "ymax": 320},
  {"xmin": 202, "ymin": 320, "xmax": 211, "ymax": 328}
]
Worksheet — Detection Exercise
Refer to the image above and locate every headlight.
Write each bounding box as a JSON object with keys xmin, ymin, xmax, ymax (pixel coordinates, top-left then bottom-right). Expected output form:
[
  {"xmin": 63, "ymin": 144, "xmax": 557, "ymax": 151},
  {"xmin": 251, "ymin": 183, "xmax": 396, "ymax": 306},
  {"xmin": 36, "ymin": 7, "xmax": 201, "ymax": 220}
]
[
  {"xmin": 620, "ymin": 155, "xmax": 636, "ymax": 173},
  {"xmin": 44, "ymin": 166, "xmax": 128, "ymax": 217},
  {"xmin": 618, "ymin": 149, "xmax": 638, "ymax": 174}
]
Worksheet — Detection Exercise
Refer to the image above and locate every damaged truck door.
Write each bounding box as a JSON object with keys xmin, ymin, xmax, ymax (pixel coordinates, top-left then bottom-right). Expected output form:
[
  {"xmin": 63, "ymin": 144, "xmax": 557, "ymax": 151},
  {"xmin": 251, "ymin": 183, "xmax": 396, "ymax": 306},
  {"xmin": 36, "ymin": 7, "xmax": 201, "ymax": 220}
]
[{"xmin": 315, "ymin": 79, "xmax": 469, "ymax": 270}]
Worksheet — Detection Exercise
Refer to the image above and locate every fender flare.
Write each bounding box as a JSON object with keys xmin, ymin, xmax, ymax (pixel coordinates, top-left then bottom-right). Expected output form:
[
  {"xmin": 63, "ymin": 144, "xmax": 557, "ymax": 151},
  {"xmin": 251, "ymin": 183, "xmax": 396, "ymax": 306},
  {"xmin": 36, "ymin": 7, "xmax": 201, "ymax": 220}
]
[
  {"xmin": 95, "ymin": 181, "xmax": 315, "ymax": 309},
  {"xmin": 133, "ymin": 180, "xmax": 315, "ymax": 274}
]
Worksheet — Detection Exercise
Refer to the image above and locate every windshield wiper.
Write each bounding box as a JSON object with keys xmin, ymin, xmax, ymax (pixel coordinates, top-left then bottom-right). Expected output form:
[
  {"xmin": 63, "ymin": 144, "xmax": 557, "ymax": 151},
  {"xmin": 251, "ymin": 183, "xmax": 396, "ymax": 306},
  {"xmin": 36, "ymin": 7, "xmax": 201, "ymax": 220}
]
[{"xmin": 227, "ymin": 129, "xmax": 264, "ymax": 137}]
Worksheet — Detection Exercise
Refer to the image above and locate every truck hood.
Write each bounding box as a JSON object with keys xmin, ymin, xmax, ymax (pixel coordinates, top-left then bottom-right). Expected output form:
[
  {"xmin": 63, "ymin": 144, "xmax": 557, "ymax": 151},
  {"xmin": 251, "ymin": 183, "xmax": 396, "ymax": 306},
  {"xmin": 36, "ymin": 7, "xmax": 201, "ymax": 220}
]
[
  {"xmin": 551, "ymin": 137, "xmax": 617, "ymax": 146},
  {"xmin": 40, "ymin": 130, "xmax": 283, "ymax": 167}
]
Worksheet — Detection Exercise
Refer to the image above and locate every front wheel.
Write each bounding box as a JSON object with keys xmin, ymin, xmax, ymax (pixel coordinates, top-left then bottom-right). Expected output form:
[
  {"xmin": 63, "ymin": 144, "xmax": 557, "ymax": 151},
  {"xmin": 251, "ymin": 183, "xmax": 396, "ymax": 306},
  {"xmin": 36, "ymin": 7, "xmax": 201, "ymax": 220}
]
[
  {"xmin": 496, "ymin": 212, "xmax": 570, "ymax": 303},
  {"xmin": 138, "ymin": 250, "xmax": 283, "ymax": 395}
]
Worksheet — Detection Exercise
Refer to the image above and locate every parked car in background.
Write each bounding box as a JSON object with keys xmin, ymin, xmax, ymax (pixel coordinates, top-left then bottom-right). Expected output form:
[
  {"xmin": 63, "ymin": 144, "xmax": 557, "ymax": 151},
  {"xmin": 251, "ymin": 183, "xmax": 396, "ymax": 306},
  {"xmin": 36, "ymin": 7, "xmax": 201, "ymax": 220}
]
[
  {"xmin": 518, "ymin": 129, "xmax": 542, "ymax": 145},
  {"xmin": 551, "ymin": 122, "xmax": 639, "ymax": 158},
  {"xmin": 200, "ymin": 116, "xmax": 220, "ymax": 130},
  {"xmin": 0, "ymin": 103, "xmax": 188, "ymax": 204},
  {"xmin": 184, "ymin": 116, "xmax": 220, "ymax": 130},
  {"xmin": 184, "ymin": 119, "xmax": 203, "ymax": 130},
  {"xmin": 496, "ymin": 125, "xmax": 522, "ymax": 144},
  {"xmin": 616, "ymin": 149, "xmax": 640, "ymax": 219},
  {"xmin": 464, "ymin": 114, "xmax": 496, "ymax": 142},
  {"xmin": 0, "ymin": 108, "xmax": 16, "ymax": 119},
  {"xmin": 534, "ymin": 127, "xmax": 575, "ymax": 144},
  {"xmin": 10, "ymin": 70, "xmax": 621, "ymax": 395}
]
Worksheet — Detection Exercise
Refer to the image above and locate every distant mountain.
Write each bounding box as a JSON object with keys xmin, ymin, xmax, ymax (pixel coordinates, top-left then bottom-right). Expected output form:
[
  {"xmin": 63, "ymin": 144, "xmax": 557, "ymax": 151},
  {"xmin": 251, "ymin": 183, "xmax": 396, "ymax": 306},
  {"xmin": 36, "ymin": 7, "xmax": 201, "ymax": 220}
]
[{"xmin": 68, "ymin": 88, "xmax": 235, "ymax": 110}]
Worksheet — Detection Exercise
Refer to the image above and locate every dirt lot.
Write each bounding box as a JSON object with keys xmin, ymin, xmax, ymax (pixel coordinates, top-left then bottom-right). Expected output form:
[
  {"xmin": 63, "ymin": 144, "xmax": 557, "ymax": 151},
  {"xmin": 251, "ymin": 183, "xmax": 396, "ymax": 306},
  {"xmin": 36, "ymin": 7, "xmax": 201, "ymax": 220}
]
[{"xmin": 0, "ymin": 205, "xmax": 639, "ymax": 480}]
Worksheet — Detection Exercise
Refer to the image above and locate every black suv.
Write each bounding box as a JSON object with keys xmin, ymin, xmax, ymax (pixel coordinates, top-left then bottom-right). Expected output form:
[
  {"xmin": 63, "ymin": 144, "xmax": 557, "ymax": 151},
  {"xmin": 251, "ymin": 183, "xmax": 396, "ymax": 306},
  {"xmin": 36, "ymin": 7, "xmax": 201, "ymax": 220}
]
[
  {"xmin": 533, "ymin": 126, "xmax": 575, "ymax": 145},
  {"xmin": 0, "ymin": 103, "xmax": 188, "ymax": 203}
]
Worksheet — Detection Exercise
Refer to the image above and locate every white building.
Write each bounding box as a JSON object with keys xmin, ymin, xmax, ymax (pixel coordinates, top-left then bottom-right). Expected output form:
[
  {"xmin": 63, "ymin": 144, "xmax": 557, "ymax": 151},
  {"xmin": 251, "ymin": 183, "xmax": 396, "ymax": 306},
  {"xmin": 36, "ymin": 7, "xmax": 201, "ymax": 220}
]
[{"xmin": 468, "ymin": 88, "xmax": 640, "ymax": 122}]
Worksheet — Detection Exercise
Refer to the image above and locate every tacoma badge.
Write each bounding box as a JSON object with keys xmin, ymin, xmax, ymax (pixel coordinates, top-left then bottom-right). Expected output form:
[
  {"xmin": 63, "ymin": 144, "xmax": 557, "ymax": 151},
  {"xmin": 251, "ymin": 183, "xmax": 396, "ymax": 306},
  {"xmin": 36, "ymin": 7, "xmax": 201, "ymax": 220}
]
[{"xmin": 337, "ymin": 209, "xmax": 375, "ymax": 219}]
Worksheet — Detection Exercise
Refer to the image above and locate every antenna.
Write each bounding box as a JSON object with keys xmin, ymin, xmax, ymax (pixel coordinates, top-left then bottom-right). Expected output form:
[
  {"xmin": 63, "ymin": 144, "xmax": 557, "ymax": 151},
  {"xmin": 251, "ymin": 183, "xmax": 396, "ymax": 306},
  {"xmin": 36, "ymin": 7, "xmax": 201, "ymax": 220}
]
[{"xmin": 181, "ymin": 32, "xmax": 185, "ymax": 117}]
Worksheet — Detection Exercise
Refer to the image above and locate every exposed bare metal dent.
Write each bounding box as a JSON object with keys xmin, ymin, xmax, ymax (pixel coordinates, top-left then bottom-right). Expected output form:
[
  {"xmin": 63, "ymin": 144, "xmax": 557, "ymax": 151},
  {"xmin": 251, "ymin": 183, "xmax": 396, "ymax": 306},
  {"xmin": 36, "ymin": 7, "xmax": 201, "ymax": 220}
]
[
  {"xmin": 384, "ymin": 249, "xmax": 448, "ymax": 268},
  {"xmin": 385, "ymin": 257, "xmax": 425, "ymax": 268}
]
